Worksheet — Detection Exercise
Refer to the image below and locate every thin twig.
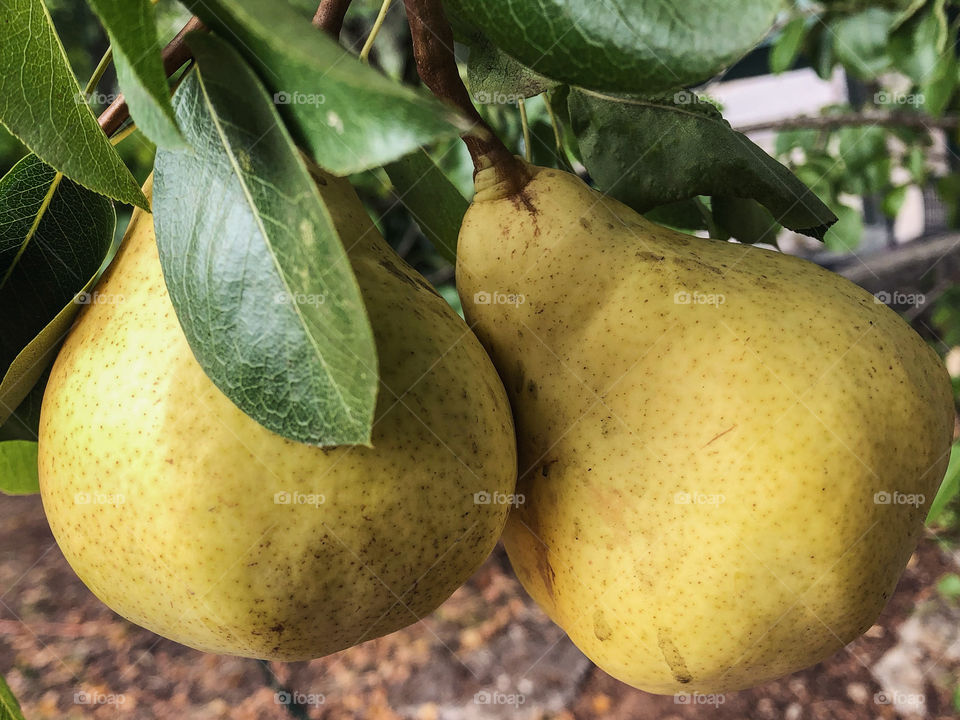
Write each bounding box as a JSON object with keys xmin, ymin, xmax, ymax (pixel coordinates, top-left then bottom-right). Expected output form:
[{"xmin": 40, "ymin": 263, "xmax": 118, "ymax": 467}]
[
  {"xmin": 737, "ymin": 111, "xmax": 960, "ymax": 134},
  {"xmin": 97, "ymin": 17, "xmax": 206, "ymax": 137},
  {"xmin": 313, "ymin": 0, "xmax": 353, "ymax": 36},
  {"xmin": 403, "ymin": 0, "xmax": 529, "ymax": 191}
]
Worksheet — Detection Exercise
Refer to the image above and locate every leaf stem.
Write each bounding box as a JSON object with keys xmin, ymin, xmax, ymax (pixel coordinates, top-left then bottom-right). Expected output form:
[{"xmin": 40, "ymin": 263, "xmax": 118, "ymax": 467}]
[
  {"xmin": 518, "ymin": 97, "xmax": 531, "ymax": 162},
  {"xmin": 359, "ymin": 0, "xmax": 393, "ymax": 63},
  {"xmin": 403, "ymin": 0, "xmax": 529, "ymax": 194},
  {"xmin": 84, "ymin": 47, "xmax": 114, "ymax": 96}
]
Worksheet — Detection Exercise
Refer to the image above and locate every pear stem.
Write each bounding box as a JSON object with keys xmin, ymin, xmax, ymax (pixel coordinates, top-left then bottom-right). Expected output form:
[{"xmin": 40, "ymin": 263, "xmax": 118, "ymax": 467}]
[
  {"xmin": 403, "ymin": 0, "xmax": 531, "ymax": 196},
  {"xmin": 97, "ymin": 17, "xmax": 205, "ymax": 138},
  {"xmin": 313, "ymin": 0, "xmax": 353, "ymax": 35}
]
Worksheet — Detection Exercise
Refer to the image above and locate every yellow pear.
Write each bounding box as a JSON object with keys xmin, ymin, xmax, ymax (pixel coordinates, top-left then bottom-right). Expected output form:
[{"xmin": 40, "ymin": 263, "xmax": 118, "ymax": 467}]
[
  {"xmin": 38, "ymin": 173, "xmax": 517, "ymax": 660},
  {"xmin": 456, "ymin": 162, "xmax": 954, "ymax": 693}
]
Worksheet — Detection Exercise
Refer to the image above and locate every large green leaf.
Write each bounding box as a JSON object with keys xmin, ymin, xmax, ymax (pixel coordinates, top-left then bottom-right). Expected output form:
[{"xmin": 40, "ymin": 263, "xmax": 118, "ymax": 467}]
[
  {"xmin": 0, "ymin": 154, "xmax": 116, "ymax": 426},
  {"xmin": 448, "ymin": 0, "xmax": 781, "ymax": 94},
  {"xmin": 384, "ymin": 149, "xmax": 469, "ymax": 264},
  {"xmin": 86, "ymin": 0, "xmax": 186, "ymax": 149},
  {"xmin": 829, "ymin": 8, "xmax": 897, "ymax": 79},
  {"xmin": 467, "ymin": 35, "xmax": 557, "ymax": 103},
  {"xmin": 0, "ymin": 0, "xmax": 147, "ymax": 208},
  {"xmin": 154, "ymin": 33, "xmax": 377, "ymax": 447},
  {"xmin": 180, "ymin": 0, "xmax": 462, "ymax": 174},
  {"xmin": 928, "ymin": 442, "xmax": 960, "ymax": 524},
  {"xmin": 568, "ymin": 90, "xmax": 837, "ymax": 240},
  {"xmin": 0, "ymin": 675, "xmax": 26, "ymax": 720}
]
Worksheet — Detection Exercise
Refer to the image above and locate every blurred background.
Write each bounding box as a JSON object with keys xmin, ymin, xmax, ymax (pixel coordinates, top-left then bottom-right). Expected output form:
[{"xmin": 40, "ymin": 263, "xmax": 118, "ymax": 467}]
[{"xmin": 1, "ymin": 0, "xmax": 959, "ymax": 718}]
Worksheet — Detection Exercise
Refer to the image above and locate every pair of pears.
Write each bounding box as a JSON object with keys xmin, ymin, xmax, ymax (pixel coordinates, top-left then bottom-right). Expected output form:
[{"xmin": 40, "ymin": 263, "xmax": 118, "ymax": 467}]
[{"xmin": 40, "ymin": 157, "xmax": 952, "ymax": 693}]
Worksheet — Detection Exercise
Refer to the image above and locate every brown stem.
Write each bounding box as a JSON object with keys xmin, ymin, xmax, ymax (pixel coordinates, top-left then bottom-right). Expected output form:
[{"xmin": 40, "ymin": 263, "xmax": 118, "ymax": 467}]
[
  {"xmin": 313, "ymin": 0, "xmax": 353, "ymax": 36},
  {"xmin": 97, "ymin": 17, "xmax": 206, "ymax": 137},
  {"xmin": 737, "ymin": 111, "xmax": 960, "ymax": 134},
  {"xmin": 403, "ymin": 0, "xmax": 530, "ymax": 194}
]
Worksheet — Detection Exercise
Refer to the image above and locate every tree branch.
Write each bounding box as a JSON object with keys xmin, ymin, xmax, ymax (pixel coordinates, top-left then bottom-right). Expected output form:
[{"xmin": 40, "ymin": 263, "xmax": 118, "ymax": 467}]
[
  {"xmin": 97, "ymin": 17, "xmax": 206, "ymax": 137},
  {"xmin": 736, "ymin": 111, "xmax": 960, "ymax": 134},
  {"xmin": 313, "ymin": 0, "xmax": 353, "ymax": 36},
  {"xmin": 403, "ymin": 0, "xmax": 529, "ymax": 192}
]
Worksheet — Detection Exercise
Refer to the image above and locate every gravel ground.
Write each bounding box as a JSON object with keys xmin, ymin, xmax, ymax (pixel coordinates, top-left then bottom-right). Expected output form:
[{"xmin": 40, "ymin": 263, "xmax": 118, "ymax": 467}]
[{"xmin": 2, "ymin": 493, "xmax": 959, "ymax": 719}]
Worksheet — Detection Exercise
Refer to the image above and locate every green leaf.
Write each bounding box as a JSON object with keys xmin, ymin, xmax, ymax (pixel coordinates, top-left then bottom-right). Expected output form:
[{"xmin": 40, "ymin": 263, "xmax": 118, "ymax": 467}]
[
  {"xmin": 0, "ymin": 0, "xmax": 147, "ymax": 209},
  {"xmin": 882, "ymin": 185, "xmax": 908, "ymax": 217},
  {"xmin": 770, "ymin": 17, "xmax": 810, "ymax": 74},
  {"xmin": 0, "ymin": 441, "xmax": 39, "ymax": 495},
  {"xmin": 568, "ymin": 90, "xmax": 837, "ymax": 240},
  {"xmin": 467, "ymin": 35, "xmax": 557, "ymax": 103},
  {"xmin": 384, "ymin": 149, "xmax": 468, "ymax": 265},
  {"xmin": 921, "ymin": 52, "xmax": 958, "ymax": 116},
  {"xmin": 927, "ymin": 442, "xmax": 960, "ymax": 524},
  {"xmin": 447, "ymin": 0, "xmax": 781, "ymax": 94},
  {"xmin": 712, "ymin": 196, "xmax": 781, "ymax": 244},
  {"xmin": 829, "ymin": 8, "xmax": 897, "ymax": 79},
  {"xmin": 86, "ymin": 0, "xmax": 186, "ymax": 149},
  {"xmin": 0, "ymin": 367, "xmax": 46, "ymax": 442},
  {"xmin": 0, "ymin": 154, "xmax": 116, "ymax": 426},
  {"xmin": 0, "ymin": 674, "xmax": 26, "ymax": 720},
  {"xmin": 643, "ymin": 199, "xmax": 708, "ymax": 232},
  {"xmin": 824, "ymin": 203, "xmax": 863, "ymax": 252},
  {"xmin": 889, "ymin": 6, "xmax": 947, "ymax": 84},
  {"xmin": 180, "ymin": 0, "xmax": 461, "ymax": 175},
  {"xmin": 936, "ymin": 573, "xmax": 960, "ymax": 599},
  {"xmin": 154, "ymin": 33, "xmax": 377, "ymax": 447}
]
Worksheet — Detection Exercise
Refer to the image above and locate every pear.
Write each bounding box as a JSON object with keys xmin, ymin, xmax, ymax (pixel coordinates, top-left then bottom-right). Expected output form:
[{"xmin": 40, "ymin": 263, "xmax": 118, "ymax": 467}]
[
  {"xmin": 456, "ymin": 162, "xmax": 954, "ymax": 693},
  {"xmin": 38, "ymin": 173, "xmax": 517, "ymax": 660}
]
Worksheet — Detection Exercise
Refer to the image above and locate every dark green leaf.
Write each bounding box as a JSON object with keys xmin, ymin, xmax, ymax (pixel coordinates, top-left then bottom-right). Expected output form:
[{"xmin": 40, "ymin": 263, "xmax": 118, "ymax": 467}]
[
  {"xmin": 0, "ymin": 674, "xmax": 27, "ymax": 720},
  {"xmin": 446, "ymin": 0, "xmax": 781, "ymax": 94},
  {"xmin": 770, "ymin": 17, "xmax": 810, "ymax": 74},
  {"xmin": 0, "ymin": 441, "xmax": 38, "ymax": 495},
  {"xmin": 712, "ymin": 196, "xmax": 781, "ymax": 244},
  {"xmin": 154, "ymin": 33, "xmax": 377, "ymax": 447},
  {"xmin": 643, "ymin": 199, "xmax": 708, "ymax": 232},
  {"xmin": 384, "ymin": 149, "xmax": 468, "ymax": 265},
  {"xmin": 0, "ymin": 154, "xmax": 115, "ymax": 426},
  {"xmin": 569, "ymin": 90, "xmax": 837, "ymax": 240},
  {"xmin": 0, "ymin": 0, "xmax": 147, "ymax": 208},
  {"xmin": 467, "ymin": 35, "xmax": 557, "ymax": 103},
  {"xmin": 181, "ymin": 0, "xmax": 461, "ymax": 174},
  {"xmin": 0, "ymin": 367, "xmax": 46, "ymax": 442},
  {"xmin": 86, "ymin": 0, "xmax": 186, "ymax": 149},
  {"xmin": 829, "ymin": 8, "xmax": 897, "ymax": 79}
]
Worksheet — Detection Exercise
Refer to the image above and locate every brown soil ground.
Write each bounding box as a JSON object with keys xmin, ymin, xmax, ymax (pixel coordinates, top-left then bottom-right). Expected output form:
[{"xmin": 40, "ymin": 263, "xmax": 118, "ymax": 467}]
[{"xmin": 1, "ymin": 493, "xmax": 958, "ymax": 719}]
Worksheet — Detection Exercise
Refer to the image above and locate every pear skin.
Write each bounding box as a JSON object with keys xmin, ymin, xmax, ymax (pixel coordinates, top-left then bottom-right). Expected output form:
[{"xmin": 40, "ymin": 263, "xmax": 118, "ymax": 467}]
[
  {"xmin": 39, "ymin": 174, "xmax": 517, "ymax": 660},
  {"xmin": 456, "ymin": 162, "xmax": 953, "ymax": 693}
]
